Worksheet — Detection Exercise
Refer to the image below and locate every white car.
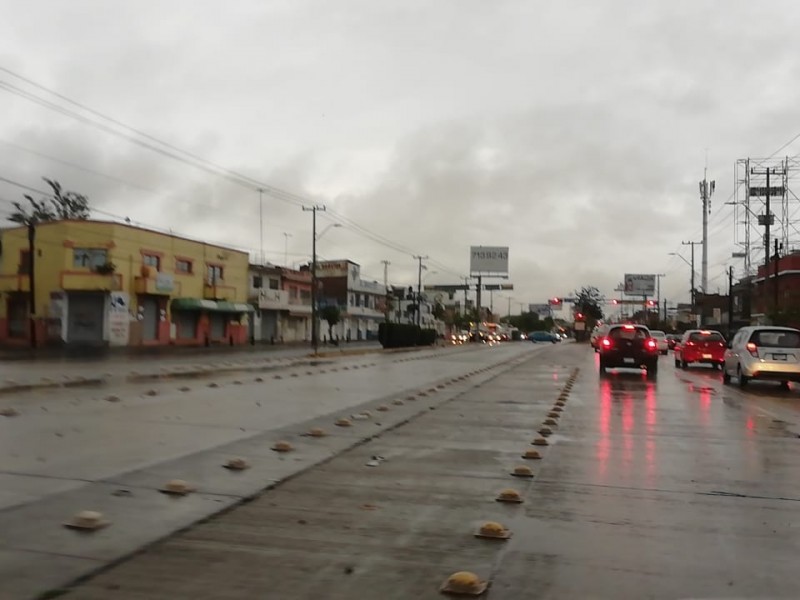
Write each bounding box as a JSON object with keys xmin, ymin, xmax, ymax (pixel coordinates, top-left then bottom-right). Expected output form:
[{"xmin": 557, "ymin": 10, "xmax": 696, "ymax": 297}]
[
  {"xmin": 649, "ymin": 330, "xmax": 669, "ymax": 355},
  {"xmin": 723, "ymin": 326, "xmax": 800, "ymax": 388}
]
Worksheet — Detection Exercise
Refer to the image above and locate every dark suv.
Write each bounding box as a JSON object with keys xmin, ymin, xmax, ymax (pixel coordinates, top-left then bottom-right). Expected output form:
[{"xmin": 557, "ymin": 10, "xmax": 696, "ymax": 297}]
[{"xmin": 598, "ymin": 324, "xmax": 659, "ymax": 377}]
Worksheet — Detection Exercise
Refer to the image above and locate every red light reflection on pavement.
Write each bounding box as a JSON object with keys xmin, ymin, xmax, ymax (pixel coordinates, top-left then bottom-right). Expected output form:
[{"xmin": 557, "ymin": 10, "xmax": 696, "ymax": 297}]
[{"xmin": 596, "ymin": 378, "xmax": 612, "ymax": 479}]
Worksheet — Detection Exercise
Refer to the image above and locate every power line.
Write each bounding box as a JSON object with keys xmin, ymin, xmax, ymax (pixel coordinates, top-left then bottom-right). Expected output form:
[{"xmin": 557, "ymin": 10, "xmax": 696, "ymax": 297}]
[{"xmin": 0, "ymin": 67, "xmax": 466, "ymax": 276}]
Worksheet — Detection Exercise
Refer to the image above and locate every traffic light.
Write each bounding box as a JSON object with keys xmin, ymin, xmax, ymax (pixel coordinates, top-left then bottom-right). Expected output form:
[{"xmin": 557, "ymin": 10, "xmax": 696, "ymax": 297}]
[
  {"xmin": 646, "ymin": 299, "xmax": 656, "ymax": 307},
  {"xmin": 611, "ymin": 299, "xmax": 619, "ymax": 305},
  {"xmin": 575, "ymin": 312, "xmax": 584, "ymax": 320},
  {"xmin": 550, "ymin": 297, "xmax": 562, "ymax": 306}
]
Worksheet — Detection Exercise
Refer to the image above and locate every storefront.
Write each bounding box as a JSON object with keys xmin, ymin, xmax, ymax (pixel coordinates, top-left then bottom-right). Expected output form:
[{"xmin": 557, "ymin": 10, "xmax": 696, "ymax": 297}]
[{"xmin": 169, "ymin": 298, "xmax": 253, "ymax": 345}]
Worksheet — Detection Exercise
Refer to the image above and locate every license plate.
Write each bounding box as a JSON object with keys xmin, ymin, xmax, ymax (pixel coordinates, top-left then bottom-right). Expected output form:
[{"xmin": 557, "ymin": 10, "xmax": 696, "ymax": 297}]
[
  {"xmin": 623, "ymin": 357, "xmax": 635, "ymax": 364},
  {"xmin": 772, "ymin": 354, "xmax": 787, "ymax": 361},
  {"xmin": 702, "ymin": 354, "xmax": 712, "ymax": 359}
]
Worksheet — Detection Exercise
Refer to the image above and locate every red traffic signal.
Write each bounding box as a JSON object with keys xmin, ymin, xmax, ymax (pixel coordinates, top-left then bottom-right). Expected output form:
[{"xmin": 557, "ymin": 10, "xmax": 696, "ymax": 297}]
[{"xmin": 550, "ymin": 297, "xmax": 562, "ymax": 305}]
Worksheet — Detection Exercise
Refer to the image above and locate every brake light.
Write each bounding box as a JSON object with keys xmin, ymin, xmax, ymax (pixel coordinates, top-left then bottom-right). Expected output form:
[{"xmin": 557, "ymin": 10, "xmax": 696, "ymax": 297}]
[
  {"xmin": 646, "ymin": 339, "xmax": 657, "ymax": 351},
  {"xmin": 601, "ymin": 337, "xmax": 612, "ymax": 348},
  {"xmin": 746, "ymin": 342, "xmax": 758, "ymax": 357},
  {"xmin": 623, "ymin": 325, "xmax": 635, "ymax": 330},
  {"xmin": 685, "ymin": 341, "xmax": 695, "ymax": 347}
]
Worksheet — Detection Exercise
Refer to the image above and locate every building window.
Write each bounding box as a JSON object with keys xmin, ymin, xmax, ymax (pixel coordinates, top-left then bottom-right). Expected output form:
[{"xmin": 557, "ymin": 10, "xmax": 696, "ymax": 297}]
[
  {"xmin": 290, "ymin": 286, "xmax": 299, "ymax": 299},
  {"xmin": 73, "ymin": 248, "xmax": 108, "ymax": 269},
  {"xmin": 300, "ymin": 289, "xmax": 311, "ymax": 302},
  {"xmin": 349, "ymin": 293, "xmax": 355, "ymax": 306},
  {"xmin": 176, "ymin": 259, "xmax": 193, "ymax": 274},
  {"xmin": 269, "ymin": 278, "xmax": 279, "ymax": 290},
  {"xmin": 252, "ymin": 275, "xmax": 263, "ymax": 289},
  {"xmin": 207, "ymin": 264, "xmax": 224, "ymax": 283},
  {"xmin": 18, "ymin": 250, "xmax": 31, "ymax": 275},
  {"xmin": 143, "ymin": 254, "xmax": 160, "ymax": 271}
]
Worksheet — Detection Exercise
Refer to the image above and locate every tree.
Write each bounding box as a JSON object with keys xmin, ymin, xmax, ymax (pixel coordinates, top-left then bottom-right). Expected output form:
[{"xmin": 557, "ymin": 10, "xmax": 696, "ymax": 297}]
[
  {"xmin": 9, "ymin": 178, "xmax": 90, "ymax": 225},
  {"xmin": 320, "ymin": 305, "xmax": 341, "ymax": 342},
  {"xmin": 573, "ymin": 286, "xmax": 604, "ymax": 323},
  {"xmin": 9, "ymin": 178, "xmax": 90, "ymax": 349},
  {"xmin": 432, "ymin": 301, "xmax": 446, "ymax": 321}
]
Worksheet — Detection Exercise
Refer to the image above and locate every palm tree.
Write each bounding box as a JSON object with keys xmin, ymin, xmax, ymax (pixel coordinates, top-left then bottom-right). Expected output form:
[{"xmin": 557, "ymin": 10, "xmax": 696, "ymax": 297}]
[{"xmin": 9, "ymin": 178, "xmax": 90, "ymax": 225}]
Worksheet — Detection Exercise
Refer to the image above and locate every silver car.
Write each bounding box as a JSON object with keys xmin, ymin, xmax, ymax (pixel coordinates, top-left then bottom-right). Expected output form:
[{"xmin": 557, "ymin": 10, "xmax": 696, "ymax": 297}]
[
  {"xmin": 723, "ymin": 326, "xmax": 800, "ymax": 388},
  {"xmin": 649, "ymin": 330, "xmax": 669, "ymax": 355}
]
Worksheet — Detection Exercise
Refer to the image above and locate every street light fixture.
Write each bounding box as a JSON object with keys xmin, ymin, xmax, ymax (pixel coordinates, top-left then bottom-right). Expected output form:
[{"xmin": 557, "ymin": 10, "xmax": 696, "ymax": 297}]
[{"xmin": 316, "ymin": 223, "xmax": 342, "ymax": 241}]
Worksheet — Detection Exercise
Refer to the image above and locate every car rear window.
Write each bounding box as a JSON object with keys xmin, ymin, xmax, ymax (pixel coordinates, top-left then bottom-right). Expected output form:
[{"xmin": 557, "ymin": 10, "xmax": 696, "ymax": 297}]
[
  {"xmin": 750, "ymin": 329, "xmax": 800, "ymax": 348},
  {"xmin": 609, "ymin": 326, "xmax": 648, "ymax": 341},
  {"xmin": 650, "ymin": 331, "xmax": 666, "ymax": 338},
  {"xmin": 688, "ymin": 332, "xmax": 724, "ymax": 343}
]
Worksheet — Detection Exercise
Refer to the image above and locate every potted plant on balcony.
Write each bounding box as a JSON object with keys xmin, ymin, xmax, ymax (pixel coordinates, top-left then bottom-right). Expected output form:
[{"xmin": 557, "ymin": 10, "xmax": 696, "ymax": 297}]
[{"xmin": 95, "ymin": 261, "xmax": 117, "ymax": 275}]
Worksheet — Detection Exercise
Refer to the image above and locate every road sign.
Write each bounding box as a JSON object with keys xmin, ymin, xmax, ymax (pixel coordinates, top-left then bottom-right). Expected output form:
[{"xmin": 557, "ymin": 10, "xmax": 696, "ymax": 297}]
[{"xmin": 623, "ymin": 274, "xmax": 656, "ymax": 295}]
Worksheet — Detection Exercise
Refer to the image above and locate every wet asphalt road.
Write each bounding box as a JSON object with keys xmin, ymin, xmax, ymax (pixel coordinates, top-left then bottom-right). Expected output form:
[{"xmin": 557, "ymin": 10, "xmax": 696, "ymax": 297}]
[{"xmin": 2, "ymin": 342, "xmax": 800, "ymax": 599}]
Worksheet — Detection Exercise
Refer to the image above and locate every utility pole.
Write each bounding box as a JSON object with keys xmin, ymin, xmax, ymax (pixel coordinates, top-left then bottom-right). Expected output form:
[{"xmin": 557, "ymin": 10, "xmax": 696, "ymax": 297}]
[
  {"xmin": 462, "ymin": 276, "xmax": 470, "ymax": 316},
  {"xmin": 475, "ymin": 276, "xmax": 482, "ymax": 328},
  {"xmin": 27, "ymin": 222, "xmax": 37, "ymax": 348},
  {"xmin": 774, "ymin": 239, "xmax": 781, "ymax": 316},
  {"xmin": 302, "ymin": 204, "xmax": 326, "ymax": 353},
  {"xmin": 682, "ymin": 241, "xmax": 702, "ymax": 322},
  {"xmin": 728, "ymin": 266, "xmax": 735, "ymax": 334},
  {"xmin": 258, "ymin": 188, "xmax": 264, "ymax": 265},
  {"xmin": 282, "ymin": 232, "xmax": 292, "ymax": 267},
  {"xmin": 655, "ymin": 273, "xmax": 665, "ymax": 323},
  {"xmin": 507, "ymin": 296, "xmax": 512, "ymax": 320},
  {"xmin": 414, "ymin": 255, "xmax": 428, "ymax": 327},
  {"xmin": 381, "ymin": 260, "xmax": 390, "ymax": 323},
  {"xmin": 699, "ymin": 170, "xmax": 715, "ymax": 294},
  {"xmin": 750, "ymin": 165, "xmax": 784, "ymax": 317}
]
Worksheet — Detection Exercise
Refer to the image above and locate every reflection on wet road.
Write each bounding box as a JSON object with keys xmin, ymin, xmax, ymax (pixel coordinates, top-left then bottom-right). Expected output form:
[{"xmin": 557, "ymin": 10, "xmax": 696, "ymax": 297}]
[{"xmin": 493, "ymin": 347, "xmax": 800, "ymax": 599}]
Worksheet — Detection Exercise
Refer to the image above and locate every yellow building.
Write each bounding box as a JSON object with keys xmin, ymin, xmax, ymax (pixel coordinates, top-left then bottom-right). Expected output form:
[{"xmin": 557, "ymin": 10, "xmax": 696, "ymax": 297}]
[{"xmin": 0, "ymin": 219, "xmax": 252, "ymax": 347}]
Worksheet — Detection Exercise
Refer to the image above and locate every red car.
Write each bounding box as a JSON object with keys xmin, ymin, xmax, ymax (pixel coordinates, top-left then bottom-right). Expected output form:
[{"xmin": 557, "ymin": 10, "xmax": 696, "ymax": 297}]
[{"xmin": 674, "ymin": 330, "xmax": 726, "ymax": 370}]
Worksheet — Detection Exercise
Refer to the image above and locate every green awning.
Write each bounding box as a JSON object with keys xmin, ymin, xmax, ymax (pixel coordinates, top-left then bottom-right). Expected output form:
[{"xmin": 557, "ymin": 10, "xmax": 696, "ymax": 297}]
[{"xmin": 171, "ymin": 298, "xmax": 254, "ymax": 313}]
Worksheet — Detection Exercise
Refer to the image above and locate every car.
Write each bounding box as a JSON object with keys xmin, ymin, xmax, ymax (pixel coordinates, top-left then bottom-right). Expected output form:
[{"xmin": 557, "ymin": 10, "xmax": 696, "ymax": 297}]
[
  {"xmin": 722, "ymin": 326, "xmax": 800, "ymax": 388},
  {"xmin": 649, "ymin": 330, "xmax": 669, "ymax": 355},
  {"xmin": 674, "ymin": 330, "xmax": 726, "ymax": 369},
  {"xmin": 529, "ymin": 331, "xmax": 558, "ymax": 343},
  {"xmin": 598, "ymin": 324, "xmax": 659, "ymax": 377},
  {"xmin": 666, "ymin": 334, "xmax": 680, "ymax": 350},
  {"xmin": 590, "ymin": 324, "xmax": 610, "ymax": 352}
]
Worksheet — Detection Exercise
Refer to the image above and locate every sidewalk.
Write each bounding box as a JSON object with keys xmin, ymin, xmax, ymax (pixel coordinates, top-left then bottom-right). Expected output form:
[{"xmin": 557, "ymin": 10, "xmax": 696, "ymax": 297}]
[{"xmin": 0, "ymin": 341, "xmax": 382, "ymax": 395}]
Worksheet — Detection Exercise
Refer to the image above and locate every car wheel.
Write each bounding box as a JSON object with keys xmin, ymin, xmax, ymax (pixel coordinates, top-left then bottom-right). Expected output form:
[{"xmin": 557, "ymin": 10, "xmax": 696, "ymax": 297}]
[
  {"xmin": 737, "ymin": 366, "xmax": 749, "ymax": 387},
  {"xmin": 722, "ymin": 367, "xmax": 731, "ymax": 384},
  {"xmin": 647, "ymin": 364, "xmax": 658, "ymax": 378},
  {"xmin": 681, "ymin": 359, "xmax": 688, "ymax": 370},
  {"xmin": 779, "ymin": 381, "xmax": 790, "ymax": 390},
  {"xmin": 674, "ymin": 358, "xmax": 680, "ymax": 368}
]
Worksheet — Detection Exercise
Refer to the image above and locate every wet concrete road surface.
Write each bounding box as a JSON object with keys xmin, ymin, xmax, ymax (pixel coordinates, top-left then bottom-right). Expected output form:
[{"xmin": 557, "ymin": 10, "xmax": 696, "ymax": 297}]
[{"xmin": 3, "ymin": 342, "xmax": 800, "ymax": 599}]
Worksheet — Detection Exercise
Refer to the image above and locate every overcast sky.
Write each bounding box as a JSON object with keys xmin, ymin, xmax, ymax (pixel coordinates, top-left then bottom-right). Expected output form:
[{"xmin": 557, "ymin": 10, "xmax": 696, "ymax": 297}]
[{"xmin": 2, "ymin": 0, "xmax": 800, "ymax": 314}]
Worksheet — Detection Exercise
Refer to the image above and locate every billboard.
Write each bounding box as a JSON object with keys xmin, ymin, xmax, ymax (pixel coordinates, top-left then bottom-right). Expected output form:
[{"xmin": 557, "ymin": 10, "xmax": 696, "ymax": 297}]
[
  {"xmin": 623, "ymin": 274, "xmax": 656, "ymax": 295},
  {"xmin": 528, "ymin": 303, "xmax": 551, "ymax": 317},
  {"xmin": 470, "ymin": 246, "xmax": 509, "ymax": 275}
]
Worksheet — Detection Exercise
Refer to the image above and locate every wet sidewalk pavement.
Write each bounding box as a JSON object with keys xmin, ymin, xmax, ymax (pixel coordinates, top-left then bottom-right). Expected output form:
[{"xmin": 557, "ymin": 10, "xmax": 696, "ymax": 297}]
[
  {"xmin": 7, "ymin": 342, "xmax": 800, "ymax": 599},
  {"xmin": 0, "ymin": 341, "xmax": 382, "ymax": 395}
]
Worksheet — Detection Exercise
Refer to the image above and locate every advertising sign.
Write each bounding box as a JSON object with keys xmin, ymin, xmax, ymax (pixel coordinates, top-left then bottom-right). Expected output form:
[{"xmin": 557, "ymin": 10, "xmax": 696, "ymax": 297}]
[
  {"xmin": 155, "ymin": 272, "xmax": 174, "ymax": 293},
  {"xmin": 528, "ymin": 303, "xmax": 551, "ymax": 317},
  {"xmin": 108, "ymin": 292, "xmax": 130, "ymax": 346},
  {"xmin": 623, "ymin": 274, "xmax": 656, "ymax": 295},
  {"xmin": 470, "ymin": 246, "xmax": 509, "ymax": 275}
]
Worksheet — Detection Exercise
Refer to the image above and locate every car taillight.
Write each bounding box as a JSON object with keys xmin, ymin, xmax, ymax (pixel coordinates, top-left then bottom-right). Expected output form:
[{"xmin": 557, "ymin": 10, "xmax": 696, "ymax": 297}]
[
  {"xmin": 746, "ymin": 342, "xmax": 759, "ymax": 357},
  {"xmin": 685, "ymin": 341, "xmax": 695, "ymax": 347},
  {"xmin": 646, "ymin": 339, "xmax": 657, "ymax": 351},
  {"xmin": 601, "ymin": 337, "xmax": 612, "ymax": 349}
]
